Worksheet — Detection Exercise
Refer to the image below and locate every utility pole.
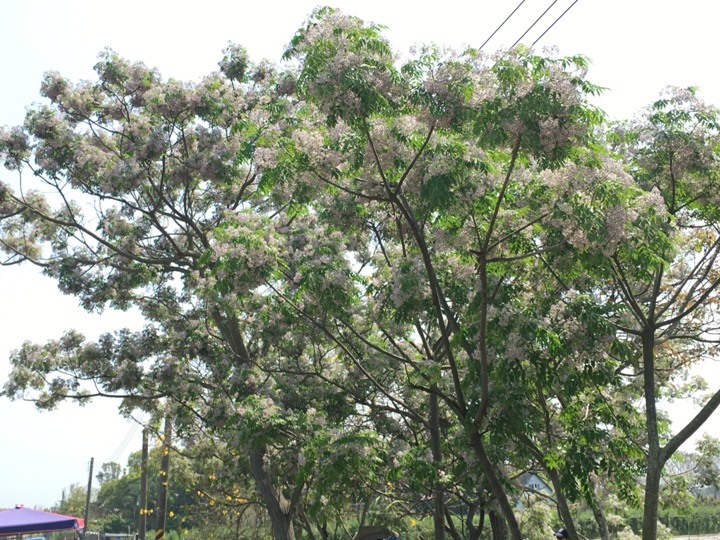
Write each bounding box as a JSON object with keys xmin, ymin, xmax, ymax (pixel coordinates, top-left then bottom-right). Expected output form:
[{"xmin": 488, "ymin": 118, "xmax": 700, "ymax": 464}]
[
  {"xmin": 154, "ymin": 416, "xmax": 172, "ymax": 540},
  {"xmin": 82, "ymin": 457, "xmax": 94, "ymax": 540},
  {"xmin": 138, "ymin": 428, "xmax": 149, "ymax": 540}
]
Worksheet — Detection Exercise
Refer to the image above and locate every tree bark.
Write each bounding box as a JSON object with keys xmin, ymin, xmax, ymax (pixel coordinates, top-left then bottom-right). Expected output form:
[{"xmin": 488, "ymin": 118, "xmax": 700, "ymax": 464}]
[
  {"xmin": 546, "ymin": 468, "xmax": 579, "ymax": 540},
  {"xmin": 641, "ymin": 327, "xmax": 661, "ymax": 540},
  {"xmin": 466, "ymin": 504, "xmax": 484, "ymax": 540},
  {"xmin": 581, "ymin": 476, "xmax": 610, "ymax": 540},
  {"xmin": 249, "ymin": 446, "xmax": 296, "ymax": 540},
  {"xmin": 642, "ymin": 456, "xmax": 663, "ymax": 540},
  {"xmin": 592, "ymin": 500, "xmax": 610, "ymax": 540},
  {"xmin": 214, "ymin": 314, "xmax": 296, "ymax": 539},
  {"xmin": 489, "ymin": 510, "xmax": 508, "ymax": 540},
  {"xmin": 469, "ymin": 431, "xmax": 522, "ymax": 540}
]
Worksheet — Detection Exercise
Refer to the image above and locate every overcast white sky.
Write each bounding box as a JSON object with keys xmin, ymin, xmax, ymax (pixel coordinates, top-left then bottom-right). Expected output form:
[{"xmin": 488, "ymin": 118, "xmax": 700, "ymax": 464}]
[{"xmin": 1, "ymin": 0, "xmax": 719, "ymax": 511}]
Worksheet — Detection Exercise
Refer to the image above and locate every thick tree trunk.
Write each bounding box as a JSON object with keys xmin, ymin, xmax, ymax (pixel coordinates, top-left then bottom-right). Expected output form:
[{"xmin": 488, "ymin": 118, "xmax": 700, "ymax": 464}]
[
  {"xmin": 249, "ymin": 446, "xmax": 296, "ymax": 540},
  {"xmin": 468, "ymin": 522, "xmax": 483, "ymax": 540},
  {"xmin": 642, "ymin": 327, "xmax": 661, "ymax": 540},
  {"xmin": 489, "ymin": 510, "xmax": 508, "ymax": 540},
  {"xmin": 213, "ymin": 317, "xmax": 294, "ymax": 539},
  {"xmin": 546, "ymin": 468, "xmax": 579, "ymax": 540},
  {"xmin": 469, "ymin": 431, "xmax": 522, "ymax": 540},
  {"xmin": 642, "ymin": 456, "xmax": 663, "ymax": 540}
]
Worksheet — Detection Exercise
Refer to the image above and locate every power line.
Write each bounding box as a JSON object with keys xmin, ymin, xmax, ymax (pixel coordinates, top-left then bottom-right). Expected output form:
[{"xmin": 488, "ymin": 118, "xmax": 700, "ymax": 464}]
[
  {"xmin": 510, "ymin": 0, "xmax": 559, "ymax": 49},
  {"xmin": 104, "ymin": 413, "xmax": 146, "ymax": 464},
  {"xmin": 531, "ymin": 0, "xmax": 581, "ymax": 47},
  {"xmin": 105, "ymin": 421, "xmax": 139, "ymax": 463},
  {"xmin": 479, "ymin": 0, "xmax": 528, "ymax": 51}
]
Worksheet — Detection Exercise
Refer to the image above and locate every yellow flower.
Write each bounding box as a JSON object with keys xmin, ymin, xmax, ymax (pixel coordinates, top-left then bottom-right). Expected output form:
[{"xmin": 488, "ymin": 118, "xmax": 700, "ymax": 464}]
[{"xmin": 168, "ymin": 511, "xmax": 175, "ymax": 518}]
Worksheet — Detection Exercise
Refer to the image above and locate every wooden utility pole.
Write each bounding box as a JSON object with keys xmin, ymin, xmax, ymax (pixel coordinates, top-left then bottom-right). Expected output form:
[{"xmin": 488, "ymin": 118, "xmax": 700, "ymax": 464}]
[
  {"xmin": 154, "ymin": 416, "xmax": 172, "ymax": 540},
  {"xmin": 82, "ymin": 457, "xmax": 94, "ymax": 540},
  {"xmin": 138, "ymin": 428, "xmax": 149, "ymax": 540}
]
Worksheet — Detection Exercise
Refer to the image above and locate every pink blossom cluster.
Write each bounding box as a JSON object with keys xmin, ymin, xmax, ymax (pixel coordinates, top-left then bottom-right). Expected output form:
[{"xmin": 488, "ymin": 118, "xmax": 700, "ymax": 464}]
[
  {"xmin": 0, "ymin": 126, "xmax": 30, "ymax": 169},
  {"xmin": 289, "ymin": 9, "xmax": 398, "ymax": 122},
  {"xmin": 421, "ymin": 47, "xmax": 498, "ymax": 124}
]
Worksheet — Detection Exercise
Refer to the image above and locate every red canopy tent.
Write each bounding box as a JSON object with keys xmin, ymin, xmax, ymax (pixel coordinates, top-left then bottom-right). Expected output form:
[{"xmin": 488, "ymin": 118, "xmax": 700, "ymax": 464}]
[{"xmin": 0, "ymin": 506, "xmax": 84, "ymax": 537}]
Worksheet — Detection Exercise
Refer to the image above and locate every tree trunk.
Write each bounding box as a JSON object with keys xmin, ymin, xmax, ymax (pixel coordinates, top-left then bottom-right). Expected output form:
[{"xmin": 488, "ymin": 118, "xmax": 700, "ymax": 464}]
[
  {"xmin": 430, "ymin": 391, "xmax": 446, "ymax": 540},
  {"xmin": 249, "ymin": 446, "xmax": 296, "ymax": 540},
  {"xmin": 469, "ymin": 431, "xmax": 522, "ymax": 540},
  {"xmin": 214, "ymin": 316, "xmax": 294, "ymax": 539},
  {"xmin": 467, "ymin": 504, "xmax": 484, "ymax": 540},
  {"xmin": 642, "ymin": 455, "xmax": 663, "ymax": 540},
  {"xmin": 546, "ymin": 468, "xmax": 578, "ymax": 540},
  {"xmin": 489, "ymin": 510, "xmax": 508, "ymax": 540},
  {"xmin": 592, "ymin": 502, "xmax": 610, "ymax": 540},
  {"xmin": 444, "ymin": 508, "xmax": 461, "ymax": 540},
  {"xmin": 642, "ymin": 327, "xmax": 661, "ymax": 540},
  {"xmin": 582, "ymin": 477, "xmax": 610, "ymax": 540}
]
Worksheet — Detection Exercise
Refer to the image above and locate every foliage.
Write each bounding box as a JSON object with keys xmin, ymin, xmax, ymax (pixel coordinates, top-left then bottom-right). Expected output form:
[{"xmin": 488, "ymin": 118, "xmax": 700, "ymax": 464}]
[
  {"xmin": 96, "ymin": 462, "xmax": 123, "ymax": 485},
  {"xmin": 54, "ymin": 483, "xmax": 88, "ymax": 519},
  {"xmin": 2, "ymin": 8, "xmax": 720, "ymax": 540},
  {"xmin": 95, "ymin": 448, "xmax": 202, "ymax": 534}
]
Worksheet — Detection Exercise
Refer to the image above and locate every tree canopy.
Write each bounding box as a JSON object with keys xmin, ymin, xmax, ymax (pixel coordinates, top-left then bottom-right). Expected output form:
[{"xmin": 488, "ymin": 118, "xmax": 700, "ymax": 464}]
[{"xmin": 2, "ymin": 8, "xmax": 720, "ymax": 540}]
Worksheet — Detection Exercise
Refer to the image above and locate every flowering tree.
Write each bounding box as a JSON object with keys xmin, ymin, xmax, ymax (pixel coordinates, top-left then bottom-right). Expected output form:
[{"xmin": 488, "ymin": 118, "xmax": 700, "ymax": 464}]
[
  {"xmin": 4, "ymin": 9, "xmax": 720, "ymax": 540},
  {"xmin": 596, "ymin": 87, "xmax": 720, "ymax": 540},
  {"xmin": 279, "ymin": 8, "xmax": 631, "ymax": 539},
  {"xmin": 0, "ymin": 45, "xmax": 328, "ymax": 540},
  {"xmin": 0, "ymin": 40, "xmax": 435, "ymax": 540},
  {"xmin": 282, "ymin": 9, "xmax": 720, "ymax": 539}
]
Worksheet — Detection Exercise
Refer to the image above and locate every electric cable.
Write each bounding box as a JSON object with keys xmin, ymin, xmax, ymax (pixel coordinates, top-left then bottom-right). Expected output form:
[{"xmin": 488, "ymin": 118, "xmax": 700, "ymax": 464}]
[
  {"xmin": 104, "ymin": 412, "xmax": 147, "ymax": 464},
  {"xmin": 531, "ymin": 0, "xmax": 581, "ymax": 47},
  {"xmin": 479, "ymin": 0, "xmax": 528, "ymax": 51},
  {"xmin": 510, "ymin": 0, "xmax": 559, "ymax": 49},
  {"xmin": 105, "ymin": 420, "xmax": 140, "ymax": 463}
]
